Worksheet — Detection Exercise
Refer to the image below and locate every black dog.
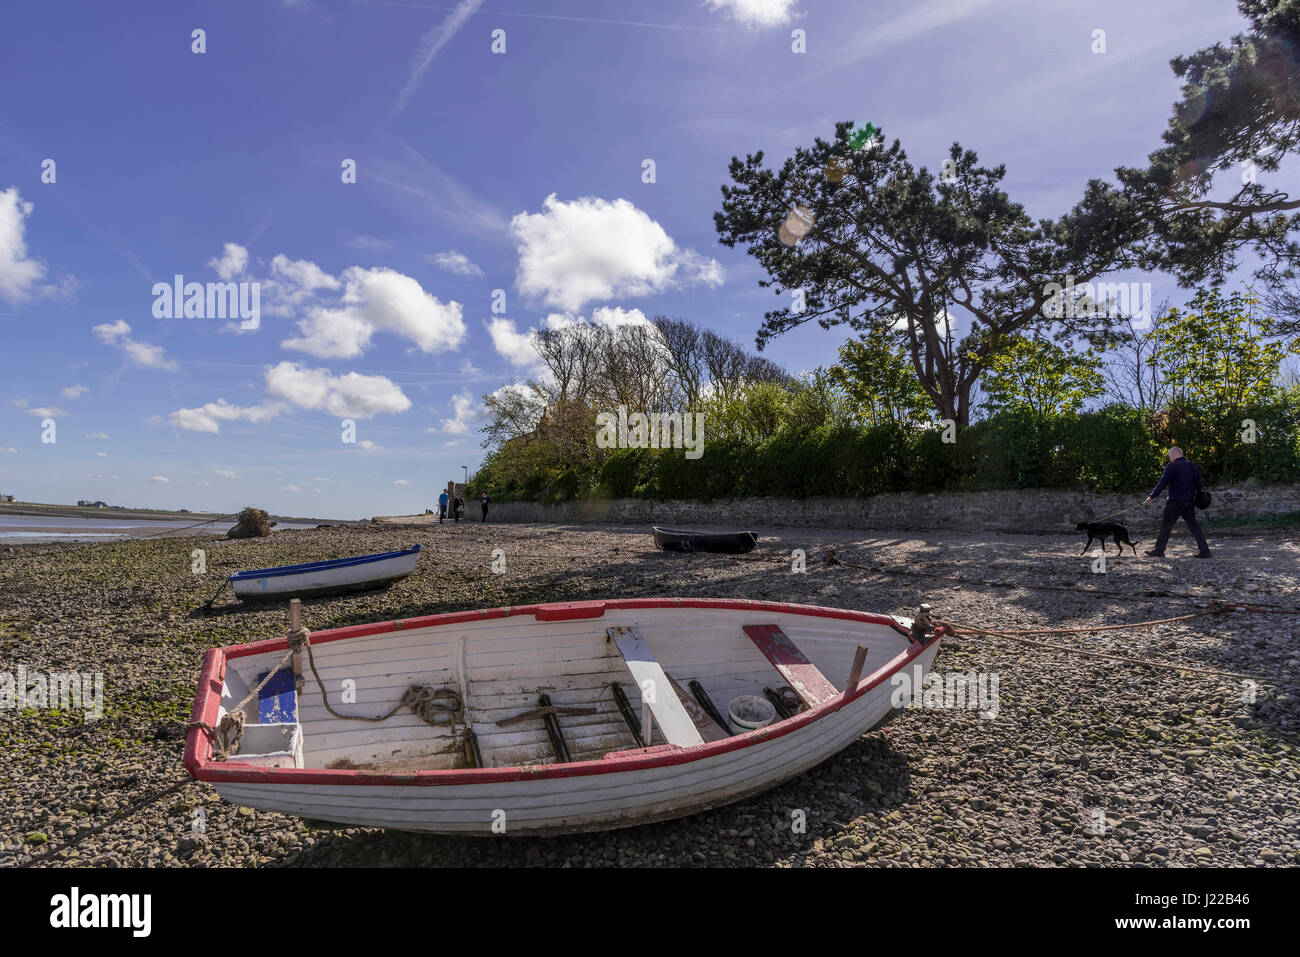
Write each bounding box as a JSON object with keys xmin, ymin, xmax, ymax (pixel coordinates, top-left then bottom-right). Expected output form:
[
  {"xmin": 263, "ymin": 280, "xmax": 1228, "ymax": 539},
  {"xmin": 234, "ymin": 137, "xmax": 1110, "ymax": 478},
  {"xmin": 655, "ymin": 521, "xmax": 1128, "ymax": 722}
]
[{"xmin": 1076, "ymin": 521, "xmax": 1139, "ymax": 557}]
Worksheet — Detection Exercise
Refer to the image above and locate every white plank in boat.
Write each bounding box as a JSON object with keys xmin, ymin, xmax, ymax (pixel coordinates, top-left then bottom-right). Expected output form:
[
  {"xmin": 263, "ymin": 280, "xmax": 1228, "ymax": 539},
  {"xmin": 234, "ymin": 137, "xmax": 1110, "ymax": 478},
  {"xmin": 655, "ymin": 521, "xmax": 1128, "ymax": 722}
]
[
  {"xmin": 607, "ymin": 627, "xmax": 704, "ymax": 747},
  {"xmin": 742, "ymin": 624, "xmax": 840, "ymax": 707}
]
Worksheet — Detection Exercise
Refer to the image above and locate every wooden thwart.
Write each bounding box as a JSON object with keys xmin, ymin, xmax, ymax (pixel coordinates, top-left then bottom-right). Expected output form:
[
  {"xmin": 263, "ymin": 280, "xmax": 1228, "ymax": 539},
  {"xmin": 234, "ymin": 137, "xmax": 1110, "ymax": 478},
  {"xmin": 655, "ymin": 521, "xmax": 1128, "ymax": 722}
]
[
  {"xmin": 606, "ymin": 627, "xmax": 704, "ymax": 747},
  {"xmin": 742, "ymin": 624, "xmax": 840, "ymax": 707}
]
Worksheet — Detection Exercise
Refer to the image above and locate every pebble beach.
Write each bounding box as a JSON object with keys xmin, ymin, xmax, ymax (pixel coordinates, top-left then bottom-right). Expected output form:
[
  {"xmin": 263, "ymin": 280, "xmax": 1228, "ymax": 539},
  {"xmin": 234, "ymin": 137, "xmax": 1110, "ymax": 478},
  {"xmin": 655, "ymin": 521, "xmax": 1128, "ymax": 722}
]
[{"xmin": 0, "ymin": 520, "xmax": 1296, "ymax": 868}]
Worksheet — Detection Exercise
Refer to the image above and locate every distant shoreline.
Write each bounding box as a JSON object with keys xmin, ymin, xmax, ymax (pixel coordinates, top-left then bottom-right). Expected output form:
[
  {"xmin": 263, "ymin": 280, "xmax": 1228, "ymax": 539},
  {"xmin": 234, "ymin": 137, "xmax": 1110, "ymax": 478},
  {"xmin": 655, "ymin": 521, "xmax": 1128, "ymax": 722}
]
[{"xmin": 0, "ymin": 500, "xmax": 346, "ymax": 525}]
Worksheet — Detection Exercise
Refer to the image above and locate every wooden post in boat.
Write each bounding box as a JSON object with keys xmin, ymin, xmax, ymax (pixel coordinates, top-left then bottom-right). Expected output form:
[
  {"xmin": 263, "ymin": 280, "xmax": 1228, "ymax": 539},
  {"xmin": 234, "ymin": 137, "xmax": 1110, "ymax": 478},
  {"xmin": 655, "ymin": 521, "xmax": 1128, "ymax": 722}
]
[
  {"xmin": 641, "ymin": 684, "xmax": 655, "ymax": 748},
  {"xmin": 289, "ymin": 598, "xmax": 305, "ymax": 694},
  {"xmin": 846, "ymin": 644, "xmax": 869, "ymax": 690}
]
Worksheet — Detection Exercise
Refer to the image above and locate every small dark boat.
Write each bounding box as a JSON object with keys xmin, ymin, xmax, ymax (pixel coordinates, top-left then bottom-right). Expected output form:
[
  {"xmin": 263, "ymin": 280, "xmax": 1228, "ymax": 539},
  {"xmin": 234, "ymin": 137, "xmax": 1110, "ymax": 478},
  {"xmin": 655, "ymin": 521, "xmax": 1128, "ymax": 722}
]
[{"xmin": 652, "ymin": 527, "xmax": 758, "ymax": 554}]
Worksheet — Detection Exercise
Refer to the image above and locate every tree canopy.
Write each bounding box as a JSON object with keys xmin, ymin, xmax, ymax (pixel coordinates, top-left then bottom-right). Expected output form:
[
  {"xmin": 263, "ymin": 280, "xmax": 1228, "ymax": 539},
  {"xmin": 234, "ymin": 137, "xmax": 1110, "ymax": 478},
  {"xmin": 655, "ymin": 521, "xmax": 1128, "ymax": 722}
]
[
  {"xmin": 1120, "ymin": 0, "xmax": 1300, "ymax": 332},
  {"xmin": 714, "ymin": 123, "xmax": 1145, "ymax": 424}
]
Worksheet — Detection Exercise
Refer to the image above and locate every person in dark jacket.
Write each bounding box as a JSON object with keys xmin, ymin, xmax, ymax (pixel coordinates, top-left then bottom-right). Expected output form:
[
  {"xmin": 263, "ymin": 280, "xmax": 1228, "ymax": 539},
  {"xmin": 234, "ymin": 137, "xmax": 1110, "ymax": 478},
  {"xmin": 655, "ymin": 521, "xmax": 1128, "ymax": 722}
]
[
  {"xmin": 480, "ymin": 492, "xmax": 490, "ymax": 523},
  {"xmin": 1143, "ymin": 446, "xmax": 1211, "ymax": 558},
  {"xmin": 453, "ymin": 494, "xmax": 464, "ymax": 524}
]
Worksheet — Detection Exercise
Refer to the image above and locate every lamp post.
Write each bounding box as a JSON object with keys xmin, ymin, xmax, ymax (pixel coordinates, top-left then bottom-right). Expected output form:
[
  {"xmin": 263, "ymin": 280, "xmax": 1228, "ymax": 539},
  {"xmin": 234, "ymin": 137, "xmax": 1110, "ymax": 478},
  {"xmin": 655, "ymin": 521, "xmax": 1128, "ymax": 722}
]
[{"xmin": 462, "ymin": 466, "xmax": 468, "ymax": 487}]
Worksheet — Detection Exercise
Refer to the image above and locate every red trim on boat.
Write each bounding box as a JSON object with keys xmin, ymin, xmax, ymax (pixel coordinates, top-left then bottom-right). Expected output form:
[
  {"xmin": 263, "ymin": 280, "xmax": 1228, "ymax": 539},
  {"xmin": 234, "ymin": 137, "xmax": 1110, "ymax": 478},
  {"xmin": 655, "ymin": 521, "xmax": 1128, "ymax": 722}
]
[
  {"xmin": 535, "ymin": 601, "xmax": 607, "ymax": 621},
  {"xmin": 185, "ymin": 597, "xmax": 939, "ymax": 786}
]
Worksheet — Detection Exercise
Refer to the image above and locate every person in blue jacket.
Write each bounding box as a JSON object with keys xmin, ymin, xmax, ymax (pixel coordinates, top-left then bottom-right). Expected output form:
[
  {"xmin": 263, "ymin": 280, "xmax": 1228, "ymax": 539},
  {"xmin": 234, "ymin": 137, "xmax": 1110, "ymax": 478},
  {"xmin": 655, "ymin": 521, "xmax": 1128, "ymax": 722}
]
[
  {"xmin": 438, "ymin": 490, "xmax": 449, "ymax": 525},
  {"xmin": 1143, "ymin": 446, "xmax": 1211, "ymax": 558}
]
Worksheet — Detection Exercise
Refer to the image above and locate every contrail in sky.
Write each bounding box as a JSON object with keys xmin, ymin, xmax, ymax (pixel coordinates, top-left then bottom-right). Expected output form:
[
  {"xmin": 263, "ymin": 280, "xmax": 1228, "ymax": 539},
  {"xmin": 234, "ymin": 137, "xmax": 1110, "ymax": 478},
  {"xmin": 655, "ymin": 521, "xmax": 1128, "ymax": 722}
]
[{"xmin": 386, "ymin": 0, "xmax": 484, "ymax": 123}]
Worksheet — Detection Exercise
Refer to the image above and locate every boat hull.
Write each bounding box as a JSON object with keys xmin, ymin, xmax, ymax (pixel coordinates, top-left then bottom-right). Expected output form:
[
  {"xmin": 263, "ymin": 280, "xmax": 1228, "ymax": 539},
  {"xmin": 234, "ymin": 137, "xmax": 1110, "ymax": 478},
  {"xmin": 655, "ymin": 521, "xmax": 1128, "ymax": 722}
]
[
  {"xmin": 652, "ymin": 527, "xmax": 758, "ymax": 554},
  {"xmin": 230, "ymin": 545, "xmax": 420, "ymax": 600},
  {"xmin": 186, "ymin": 598, "xmax": 941, "ymax": 835}
]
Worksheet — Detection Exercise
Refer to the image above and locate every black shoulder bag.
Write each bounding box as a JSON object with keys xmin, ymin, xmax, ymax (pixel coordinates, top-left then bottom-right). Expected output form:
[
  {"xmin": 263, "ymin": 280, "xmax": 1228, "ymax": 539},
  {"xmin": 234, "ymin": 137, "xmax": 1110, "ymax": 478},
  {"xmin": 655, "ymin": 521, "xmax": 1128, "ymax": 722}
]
[{"xmin": 1193, "ymin": 462, "xmax": 1212, "ymax": 510}]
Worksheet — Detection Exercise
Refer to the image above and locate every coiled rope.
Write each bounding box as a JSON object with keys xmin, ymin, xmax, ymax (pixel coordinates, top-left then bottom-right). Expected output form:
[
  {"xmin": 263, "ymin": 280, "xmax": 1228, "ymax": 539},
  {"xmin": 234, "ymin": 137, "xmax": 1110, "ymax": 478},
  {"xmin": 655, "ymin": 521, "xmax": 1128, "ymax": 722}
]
[{"xmin": 298, "ymin": 624, "xmax": 462, "ymax": 726}]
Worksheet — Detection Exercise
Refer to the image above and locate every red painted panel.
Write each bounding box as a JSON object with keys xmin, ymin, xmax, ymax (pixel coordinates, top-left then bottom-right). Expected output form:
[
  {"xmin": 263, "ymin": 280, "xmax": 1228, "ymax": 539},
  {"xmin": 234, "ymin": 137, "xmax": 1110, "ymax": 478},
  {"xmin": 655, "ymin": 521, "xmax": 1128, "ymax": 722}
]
[
  {"xmin": 742, "ymin": 624, "xmax": 840, "ymax": 706},
  {"xmin": 534, "ymin": 601, "xmax": 607, "ymax": 621}
]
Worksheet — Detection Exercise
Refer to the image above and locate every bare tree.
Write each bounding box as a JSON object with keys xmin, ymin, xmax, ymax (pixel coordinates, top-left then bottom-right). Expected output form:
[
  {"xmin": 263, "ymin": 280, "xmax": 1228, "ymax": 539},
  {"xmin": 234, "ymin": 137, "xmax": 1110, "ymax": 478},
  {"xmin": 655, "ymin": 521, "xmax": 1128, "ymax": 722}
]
[
  {"xmin": 1101, "ymin": 302, "xmax": 1172, "ymax": 409},
  {"xmin": 652, "ymin": 316, "xmax": 706, "ymax": 407}
]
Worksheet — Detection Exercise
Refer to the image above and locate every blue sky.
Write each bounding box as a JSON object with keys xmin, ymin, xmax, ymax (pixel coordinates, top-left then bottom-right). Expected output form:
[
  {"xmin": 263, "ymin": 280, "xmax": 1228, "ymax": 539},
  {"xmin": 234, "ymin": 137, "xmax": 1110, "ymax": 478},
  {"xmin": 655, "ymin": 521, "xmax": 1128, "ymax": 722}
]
[{"xmin": 0, "ymin": 0, "xmax": 1251, "ymax": 518}]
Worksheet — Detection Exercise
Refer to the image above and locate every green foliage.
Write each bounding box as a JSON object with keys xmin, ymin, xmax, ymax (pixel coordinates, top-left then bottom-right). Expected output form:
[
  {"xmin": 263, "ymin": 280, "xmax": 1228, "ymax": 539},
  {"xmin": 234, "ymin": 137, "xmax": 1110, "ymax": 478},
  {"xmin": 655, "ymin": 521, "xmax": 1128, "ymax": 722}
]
[
  {"xmin": 829, "ymin": 335, "xmax": 932, "ymax": 429},
  {"xmin": 1149, "ymin": 288, "xmax": 1285, "ymax": 415},
  {"xmin": 472, "ymin": 286, "xmax": 1299, "ymax": 502},
  {"xmin": 715, "ymin": 121, "xmax": 1145, "ymax": 423},
  {"xmin": 981, "ymin": 336, "xmax": 1105, "ymax": 419}
]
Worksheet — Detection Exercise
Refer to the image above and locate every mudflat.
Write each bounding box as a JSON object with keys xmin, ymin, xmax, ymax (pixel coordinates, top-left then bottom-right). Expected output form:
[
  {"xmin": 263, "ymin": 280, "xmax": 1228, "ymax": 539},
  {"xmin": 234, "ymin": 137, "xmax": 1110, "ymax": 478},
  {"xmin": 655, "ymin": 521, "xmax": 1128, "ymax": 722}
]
[{"xmin": 0, "ymin": 521, "xmax": 1295, "ymax": 867}]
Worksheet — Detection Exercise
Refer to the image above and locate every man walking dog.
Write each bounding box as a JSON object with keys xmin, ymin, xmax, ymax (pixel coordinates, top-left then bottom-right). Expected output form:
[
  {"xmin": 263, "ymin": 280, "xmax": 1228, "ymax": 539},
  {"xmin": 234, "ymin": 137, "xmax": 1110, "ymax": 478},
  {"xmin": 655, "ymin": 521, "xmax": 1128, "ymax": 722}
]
[{"xmin": 1143, "ymin": 446, "xmax": 1211, "ymax": 558}]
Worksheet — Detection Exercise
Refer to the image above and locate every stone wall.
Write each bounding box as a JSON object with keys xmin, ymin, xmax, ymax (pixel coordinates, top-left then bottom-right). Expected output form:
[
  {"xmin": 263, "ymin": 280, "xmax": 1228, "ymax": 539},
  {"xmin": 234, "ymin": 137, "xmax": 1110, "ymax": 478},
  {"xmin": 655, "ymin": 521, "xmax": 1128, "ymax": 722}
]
[{"xmin": 483, "ymin": 482, "xmax": 1300, "ymax": 532}]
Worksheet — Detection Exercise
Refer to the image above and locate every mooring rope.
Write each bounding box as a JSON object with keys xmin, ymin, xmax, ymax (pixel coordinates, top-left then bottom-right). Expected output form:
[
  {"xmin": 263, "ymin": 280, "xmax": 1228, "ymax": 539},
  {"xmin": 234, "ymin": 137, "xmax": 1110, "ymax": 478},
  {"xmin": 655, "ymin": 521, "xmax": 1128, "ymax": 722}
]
[
  {"xmin": 935, "ymin": 603, "xmax": 1282, "ymax": 682},
  {"xmin": 822, "ymin": 552, "xmax": 1300, "ymax": 614},
  {"xmin": 26, "ymin": 775, "xmax": 196, "ymax": 865},
  {"xmin": 298, "ymin": 626, "xmax": 463, "ymax": 726}
]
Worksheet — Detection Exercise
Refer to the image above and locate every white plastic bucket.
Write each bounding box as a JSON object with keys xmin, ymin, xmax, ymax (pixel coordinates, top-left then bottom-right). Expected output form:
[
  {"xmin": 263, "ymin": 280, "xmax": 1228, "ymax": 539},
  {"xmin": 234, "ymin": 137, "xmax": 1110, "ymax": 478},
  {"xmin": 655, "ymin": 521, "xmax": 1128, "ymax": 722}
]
[{"xmin": 728, "ymin": 695, "xmax": 776, "ymax": 732}]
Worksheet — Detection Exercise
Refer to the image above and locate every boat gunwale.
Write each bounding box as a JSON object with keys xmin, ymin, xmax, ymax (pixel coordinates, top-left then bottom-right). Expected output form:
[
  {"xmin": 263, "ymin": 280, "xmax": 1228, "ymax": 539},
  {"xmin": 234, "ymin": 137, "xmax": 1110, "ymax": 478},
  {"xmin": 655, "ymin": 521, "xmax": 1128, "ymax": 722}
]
[
  {"xmin": 185, "ymin": 597, "xmax": 939, "ymax": 787},
  {"xmin": 229, "ymin": 544, "xmax": 421, "ymax": 581},
  {"xmin": 651, "ymin": 527, "xmax": 758, "ymax": 538}
]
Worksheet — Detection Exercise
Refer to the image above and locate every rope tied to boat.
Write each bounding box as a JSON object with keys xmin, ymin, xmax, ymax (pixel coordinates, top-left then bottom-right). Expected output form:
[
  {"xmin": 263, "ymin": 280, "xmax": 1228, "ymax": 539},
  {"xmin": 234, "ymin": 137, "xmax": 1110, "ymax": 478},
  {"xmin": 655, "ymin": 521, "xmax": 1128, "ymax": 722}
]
[
  {"xmin": 935, "ymin": 602, "xmax": 1273, "ymax": 681},
  {"xmin": 187, "ymin": 644, "xmax": 296, "ymax": 760},
  {"xmin": 301, "ymin": 633, "xmax": 463, "ymax": 727},
  {"xmin": 187, "ymin": 710, "xmax": 245, "ymax": 760}
]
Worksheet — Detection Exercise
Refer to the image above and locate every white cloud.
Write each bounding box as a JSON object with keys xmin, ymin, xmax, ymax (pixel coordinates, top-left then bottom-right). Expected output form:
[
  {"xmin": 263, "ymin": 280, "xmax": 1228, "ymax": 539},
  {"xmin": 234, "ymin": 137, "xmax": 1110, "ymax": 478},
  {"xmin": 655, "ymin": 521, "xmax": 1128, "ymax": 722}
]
[
  {"xmin": 436, "ymin": 391, "xmax": 484, "ymax": 435},
  {"xmin": 26, "ymin": 406, "xmax": 67, "ymax": 418},
  {"xmin": 85, "ymin": 432, "xmax": 109, "ymax": 439},
  {"xmin": 95, "ymin": 451, "xmax": 107, "ymax": 457},
  {"xmin": 282, "ymin": 266, "xmax": 465, "ymax": 358},
  {"xmin": 148, "ymin": 475, "xmax": 170, "ymax": 484},
  {"xmin": 485, "ymin": 317, "xmax": 540, "ymax": 368},
  {"xmin": 283, "ymin": 484, "xmax": 301, "ymax": 492},
  {"xmin": 0, "ymin": 188, "xmax": 46, "ymax": 303},
  {"xmin": 264, "ymin": 361, "xmax": 412, "ymax": 418},
  {"xmin": 61, "ymin": 385, "xmax": 88, "ymax": 399},
  {"xmin": 93, "ymin": 320, "xmax": 178, "ymax": 371},
  {"xmin": 0, "ymin": 447, "xmax": 16, "ymax": 453},
  {"xmin": 707, "ymin": 0, "xmax": 797, "ymax": 28},
  {"xmin": 215, "ymin": 469, "xmax": 241, "ymax": 478},
  {"xmin": 168, "ymin": 399, "xmax": 284, "ymax": 434},
  {"xmin": 511, "ymin": 194, "xmax": 723, "ymax": 312},
  {"xmin": 394, "ymin": 479, "xmax": 411, "ymax": 485},
  {"xmin": 357, "ymin": 440, "xmax": 383, "ymax": 451},
  {"xmin": 271, "ymin": 254, "xmax": 338, "ymax": 294},
  {"xmin": 590, "ymin": 306, "xmax": 650, "ymax": 328},
  {"xmin": 10, "ymin": 398, "xmax": 27, "ymax": 408},
  {"xmin": 259, "ymin": 254, "xmax": 342, "ymax": 318},
  {"xmin": 429, "ymin": 250, "xmax": 484, "ymax": 277},
  {"xmin": 208, "ymin": 242, "xmax": 249, "ymax": 280},
  {"xmin": 487, "ymin": 307, "xmax": 653, "ymax": 369}
]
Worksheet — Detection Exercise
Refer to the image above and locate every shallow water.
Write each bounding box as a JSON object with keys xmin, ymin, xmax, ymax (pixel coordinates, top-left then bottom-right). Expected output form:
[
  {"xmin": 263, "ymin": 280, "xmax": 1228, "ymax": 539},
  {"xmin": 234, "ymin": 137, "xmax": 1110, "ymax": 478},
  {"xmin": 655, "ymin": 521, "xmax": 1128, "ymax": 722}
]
[{"xmin": 0, "ymin": 514, "xmax": 318, "ymax": 542}]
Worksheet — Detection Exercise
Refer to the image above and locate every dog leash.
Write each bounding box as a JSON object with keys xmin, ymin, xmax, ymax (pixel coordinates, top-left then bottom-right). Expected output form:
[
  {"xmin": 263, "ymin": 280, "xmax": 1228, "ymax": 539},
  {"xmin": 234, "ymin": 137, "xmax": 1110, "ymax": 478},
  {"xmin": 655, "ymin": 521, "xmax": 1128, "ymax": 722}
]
[{"xmin": 1086, "ymin": 501, "xmax": 1146, "ymax": 523}]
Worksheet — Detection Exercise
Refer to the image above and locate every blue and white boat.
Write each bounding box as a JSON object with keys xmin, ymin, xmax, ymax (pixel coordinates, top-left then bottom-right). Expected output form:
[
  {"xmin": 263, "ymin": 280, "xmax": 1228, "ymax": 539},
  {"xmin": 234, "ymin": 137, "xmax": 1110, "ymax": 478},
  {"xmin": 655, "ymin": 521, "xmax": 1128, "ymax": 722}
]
[{"xmin": 230, "ymin": 545, "xmax": 422, "ymax": 600}]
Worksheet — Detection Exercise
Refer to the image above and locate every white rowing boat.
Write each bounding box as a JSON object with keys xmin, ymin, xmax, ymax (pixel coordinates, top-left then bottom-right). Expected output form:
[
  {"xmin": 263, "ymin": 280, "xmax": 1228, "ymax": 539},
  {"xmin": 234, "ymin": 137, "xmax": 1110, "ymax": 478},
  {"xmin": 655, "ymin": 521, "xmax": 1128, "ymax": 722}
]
[
  {"xmin": 185, "ymin": 598, "xmax": 944, "ymax": 835},
  {"xmin": 228, "ymin": 545, "xmax": 421, "ymax": 601}
]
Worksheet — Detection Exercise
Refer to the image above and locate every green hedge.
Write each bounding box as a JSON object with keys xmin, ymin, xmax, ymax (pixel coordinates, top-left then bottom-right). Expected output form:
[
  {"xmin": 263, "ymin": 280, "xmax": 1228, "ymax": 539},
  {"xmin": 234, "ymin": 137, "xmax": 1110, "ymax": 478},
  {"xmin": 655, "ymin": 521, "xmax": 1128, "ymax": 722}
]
[{"xmin": 475, "ymin": 398, "xmax": 1300, "ymax": 502}]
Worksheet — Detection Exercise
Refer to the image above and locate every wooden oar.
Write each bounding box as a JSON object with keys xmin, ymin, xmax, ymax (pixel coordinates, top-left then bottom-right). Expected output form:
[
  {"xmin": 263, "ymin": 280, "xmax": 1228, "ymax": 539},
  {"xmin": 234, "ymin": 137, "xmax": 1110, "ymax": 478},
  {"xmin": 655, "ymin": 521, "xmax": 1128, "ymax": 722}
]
[
  {"xmin": 667, "ymin": 675, "xmax": 729, "ymax": 742},
  {"xmin": 609, "ymin": 682, "xmax": 646, "ymax": 748},
  {"xmin": 687, "ymin": 680, "xmax": 733, "ymax": 739}
]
